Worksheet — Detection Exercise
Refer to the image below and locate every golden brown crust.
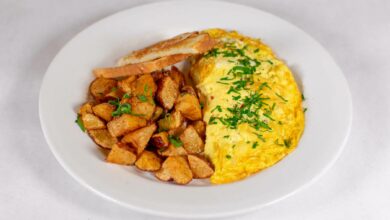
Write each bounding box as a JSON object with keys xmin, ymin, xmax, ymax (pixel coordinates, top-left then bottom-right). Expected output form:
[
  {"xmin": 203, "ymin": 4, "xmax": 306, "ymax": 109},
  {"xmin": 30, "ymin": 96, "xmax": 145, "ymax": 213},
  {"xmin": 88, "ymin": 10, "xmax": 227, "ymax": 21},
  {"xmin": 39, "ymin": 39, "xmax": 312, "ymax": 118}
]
[
  {"xmin": 93, "ymin": 54, "xmax": 191, "ymax": 78},
  {"xmin": 117, "ymin": 32, "xmax": 216, "ymax": 65}
]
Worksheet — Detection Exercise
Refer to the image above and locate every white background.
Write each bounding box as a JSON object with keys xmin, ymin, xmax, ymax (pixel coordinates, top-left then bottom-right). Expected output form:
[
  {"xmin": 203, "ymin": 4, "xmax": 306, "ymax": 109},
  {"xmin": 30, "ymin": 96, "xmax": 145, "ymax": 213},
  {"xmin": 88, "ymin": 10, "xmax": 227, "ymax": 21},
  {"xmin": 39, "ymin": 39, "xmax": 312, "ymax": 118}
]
[{"xmin": 0, "ymin": 0, "xmax": 389, "ymax": 219}]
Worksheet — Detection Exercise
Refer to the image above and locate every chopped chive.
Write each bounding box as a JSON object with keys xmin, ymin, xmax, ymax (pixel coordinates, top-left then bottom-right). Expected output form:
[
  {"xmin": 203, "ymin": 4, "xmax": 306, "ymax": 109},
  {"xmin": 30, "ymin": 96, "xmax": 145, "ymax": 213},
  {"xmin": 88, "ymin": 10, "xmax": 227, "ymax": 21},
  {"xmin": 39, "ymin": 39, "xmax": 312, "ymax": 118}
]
[
  {"xmin": 226, "ymin": 154, "xmax": 232, "ymax": 159},
  {"xmin": 137, "ymin": 95, "xmax": 148, "ymax": 102},
  {"xmin": 303, "ymin": 108, "xmax": 307, "ymax": 113},
  {"xmin": 168, "ymin": 135, "xmax": 183, "ymax": 148},
  {"xmin": 123, "ymin": 93, "xmax": 130, "ymax": 99},
  {"xmin": 252, "ymin": 142, "xmax": 258, "ymax": 149},
  {"xmin": 275, "ymin": 93, "xmax": 288, "ymax": 102},
  {"xmin": 284, "ymin": 139, "xmax": 292, "ymax": 148},
  {"xmin": 75, "ymin": 115, "xmax": 85, "ymax": 132},
  {"xmin": 301, "ymin": 94, "xmax": 305, "ymax": 101},
  {"xmin": 223, "ymin": 135, "xmax": 230, "ymax": 139}
]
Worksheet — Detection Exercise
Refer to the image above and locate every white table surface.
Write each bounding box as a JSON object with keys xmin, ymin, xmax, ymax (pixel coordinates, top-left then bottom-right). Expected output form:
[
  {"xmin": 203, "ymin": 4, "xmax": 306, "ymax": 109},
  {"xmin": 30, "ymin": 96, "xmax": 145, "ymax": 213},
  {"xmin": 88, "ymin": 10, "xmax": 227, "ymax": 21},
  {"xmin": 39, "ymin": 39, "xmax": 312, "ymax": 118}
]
[{"xmin": 1, "ymin": 0, "xmax": 389, "ymax": 219}]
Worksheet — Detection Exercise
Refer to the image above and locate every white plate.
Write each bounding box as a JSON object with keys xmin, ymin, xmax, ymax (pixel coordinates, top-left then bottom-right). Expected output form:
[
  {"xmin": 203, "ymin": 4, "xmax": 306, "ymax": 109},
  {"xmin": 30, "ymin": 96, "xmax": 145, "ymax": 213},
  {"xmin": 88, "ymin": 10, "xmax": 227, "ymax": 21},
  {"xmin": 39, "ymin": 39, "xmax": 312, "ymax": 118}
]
[{"xmin": 39, "ymin": 1, "xmax": 352, "ymax": 218}]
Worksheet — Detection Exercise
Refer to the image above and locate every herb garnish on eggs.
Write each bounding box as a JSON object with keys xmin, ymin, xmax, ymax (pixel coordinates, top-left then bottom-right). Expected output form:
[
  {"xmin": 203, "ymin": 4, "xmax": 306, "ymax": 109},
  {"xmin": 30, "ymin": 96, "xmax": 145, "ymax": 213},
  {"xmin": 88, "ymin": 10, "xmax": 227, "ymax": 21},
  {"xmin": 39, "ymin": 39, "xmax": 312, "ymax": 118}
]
[{"xmin": 190, "ymin": 29, "xmax": 305, "ymax": 184}]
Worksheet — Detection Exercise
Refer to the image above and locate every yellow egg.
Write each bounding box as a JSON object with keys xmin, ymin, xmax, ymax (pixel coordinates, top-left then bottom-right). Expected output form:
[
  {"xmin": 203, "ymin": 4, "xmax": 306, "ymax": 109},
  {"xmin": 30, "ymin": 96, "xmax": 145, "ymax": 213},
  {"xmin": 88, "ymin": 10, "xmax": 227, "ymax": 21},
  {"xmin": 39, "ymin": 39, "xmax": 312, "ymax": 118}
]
[{"xmin": 190, "ymin": 29, "xmax": 305, "ymax": 184}]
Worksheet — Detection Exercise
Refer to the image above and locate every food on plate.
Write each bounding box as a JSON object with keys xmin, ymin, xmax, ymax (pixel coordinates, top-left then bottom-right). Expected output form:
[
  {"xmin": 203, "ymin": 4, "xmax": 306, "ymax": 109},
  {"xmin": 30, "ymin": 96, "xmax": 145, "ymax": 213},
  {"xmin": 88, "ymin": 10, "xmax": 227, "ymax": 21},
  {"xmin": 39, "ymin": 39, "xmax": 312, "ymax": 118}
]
[
  {"xmin": 76, "ymin": 29, "xmax": 305, "ymax": 185},
  {"xmin": 190, "ymin": 29, "xmax": 305, "ymax": 183}
]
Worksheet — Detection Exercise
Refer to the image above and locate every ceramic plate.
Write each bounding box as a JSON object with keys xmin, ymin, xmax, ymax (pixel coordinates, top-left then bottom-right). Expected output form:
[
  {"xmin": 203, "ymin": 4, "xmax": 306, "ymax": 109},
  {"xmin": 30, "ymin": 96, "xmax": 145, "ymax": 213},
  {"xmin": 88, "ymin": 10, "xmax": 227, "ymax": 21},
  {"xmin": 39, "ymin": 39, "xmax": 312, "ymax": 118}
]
[{"xmin": 39, "ymin": 1, "xmax": 352, "ymax": 218}]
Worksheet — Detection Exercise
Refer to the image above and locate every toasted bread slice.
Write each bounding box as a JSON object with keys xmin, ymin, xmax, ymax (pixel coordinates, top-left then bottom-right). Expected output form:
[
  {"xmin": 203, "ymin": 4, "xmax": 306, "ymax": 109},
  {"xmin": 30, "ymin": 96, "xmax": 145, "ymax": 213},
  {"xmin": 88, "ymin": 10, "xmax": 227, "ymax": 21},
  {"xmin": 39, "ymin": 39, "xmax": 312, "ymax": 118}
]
[
  {"xmin": 117, "ymin": 32, "xmax": 216, "ymax": 65},
  {"xmin": 94, "ymin": 54, "xmax": 190, "ymax": 78}
]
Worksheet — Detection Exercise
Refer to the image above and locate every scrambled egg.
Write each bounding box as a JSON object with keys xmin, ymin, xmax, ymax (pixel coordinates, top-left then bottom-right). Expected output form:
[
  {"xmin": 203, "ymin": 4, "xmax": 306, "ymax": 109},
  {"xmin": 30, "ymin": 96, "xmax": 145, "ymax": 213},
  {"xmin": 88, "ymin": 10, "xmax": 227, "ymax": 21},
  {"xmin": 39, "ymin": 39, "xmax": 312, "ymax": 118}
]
[{"xmin": 190, "ymin": 29, "xmax": 305, "ymax": 184}]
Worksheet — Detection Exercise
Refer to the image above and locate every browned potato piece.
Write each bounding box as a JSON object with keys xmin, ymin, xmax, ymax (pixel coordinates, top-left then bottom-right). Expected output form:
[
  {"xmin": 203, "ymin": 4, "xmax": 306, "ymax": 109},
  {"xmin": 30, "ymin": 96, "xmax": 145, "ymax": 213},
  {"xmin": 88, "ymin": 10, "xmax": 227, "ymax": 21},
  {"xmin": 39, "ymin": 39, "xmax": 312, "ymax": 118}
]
[
  {"xmin": 107, "ymin": 114, "xmax": 147, "ymax": 137},
  {"xmin": 118, "ymin": 76, "xmax": 137, "ymax": 93},
  {"xmin": 122, "ymin": 124, "xmax": 157, "ymax": 154},
  {"xmin": 78, "ymin": 102, "xmax": 93, "ymax": 115},
  {"xmin": 169, "ymin": 66, "xmax": 184, "ymax": 88},
  {"xmin": 151, "ymin": 132, "xmax": 169, "ymax": 148},
  {"xmin": 88, "ymin": 129, "xmax": 117, "ymax": 149},
  {"xmin": 105, "ymin": 88, "xmax": 123, "ymax": 100},
  {"xmin": 129, "ymin": 97, "xmax": 155, "ymax": 120},
  {"xmin": 82, "ymin": 113, "xmax": 105, "ymax": 130},
  {"xmin": 175, "ymin": 93, "xmax": 202, "ymax": 120},
  {"xmin": 106, "ymin": 143, "xmax": 136, "ymax": 165},
  {"xmin": 90, "ymin": 78, "xmax": 117, "ymax": 101},
  {"xmin": 158, "ymin": 110, "xmax": 184, "ymax": 131},
  {"xmin": 130, "ymin": 74, "xmax": 157, "ymax": 97},
  {"xmin": 158, "ymin": 144, "xmax": 187, "ymax": 157},
  {"xmin": 92, "ymin": 103, "xmax": 115, "ymax": 121},
  {"xmin": 179, "ymin": 125, "xmax": 204, "ymax": 154},
  {"xmin": 191, "ymin": 120, "xmax": 206, "ymax": 137},
  {"xmin": 151, "ymin": 106, "xmax": 163, "ymax": 122},
  {"xmin": 187, "ymin": 155, "xmax": 214, "ymax": 178},
  {"xmin": 181, "ymin": 85, "xmax": 197, "ymax": 96},
  {"xmin": 135, "ymin": 151, "xmax": 162, "ymax": 171},
  {"xmin": 156, "ymin": 76, "xmax": 179, "ymax": 110},
  {"xmin": 155, "ymin": 156, "xmax": 193, "ymax": 184},
  {"xmin": 151, "ymin": 70, "xmax": 165, "ymax": 82},
  {"xmin": 167, "ymin": 120, "xmax": 187, "ymax": 137}
]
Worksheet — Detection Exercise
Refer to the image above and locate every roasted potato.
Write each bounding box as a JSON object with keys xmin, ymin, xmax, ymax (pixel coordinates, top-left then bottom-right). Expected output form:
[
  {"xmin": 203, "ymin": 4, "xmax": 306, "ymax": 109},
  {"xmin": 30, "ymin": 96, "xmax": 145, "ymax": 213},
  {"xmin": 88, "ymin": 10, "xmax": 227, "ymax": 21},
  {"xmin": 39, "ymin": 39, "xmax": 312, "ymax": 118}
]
[
  {"xmin": 157, "ymin": 110, "xmax": 184, "ymax": 131},
  {"xmin": 169, "ymin": 66, "xmax": 184, "ymax": 89},
  {"xmin": 78, "ymin": 102, "xmax": 93, "ymax": 115},
  {"xmin": 179, "ymin": 125, "xmax": 204, "ymax": 154},
  {"xmin": 81, "ymin": 113, "xmax": 106, "ymax": 130},
  {"xmin": 151, "ymin": 106, "xmax": 163, "ymax": 122},
  {"xmin": 118, "ymin": 75, "xmax": 137, "ymax": 93},
  {"xmin": 92, "ymin": 103, "xmax": 115, "ymax": 121},
  {"xmin": 181, "ymin": 85, "xmax": 197, "ymax": 96},
  {"xmin": 89, "ymin": 78, "xmax": 117, "ymax": 101},
  {"xmin": 135, "ymin": 151, "xmax": 162, "ymax": 171},
  {"xmin": 187, "ymin": 155, "xmax": 214, "ymax": 178},
  {"xmin": 191, "ymin": 120, "xmax": 206, "ymax": 137},
  {"xmin": 104, "ymin": 87, "xmax": 123, "ymax": 100},
  {"xmin": 150, "ymin": 132, "xmax": 169, "ymax": 148},
  {"xmin": 175, "ymin": 93, "xmax": 202, "ymax": 120},
  {"xmin": 158, "ymin": 143, "xmax": 187, "ymax": 157},
  {"xmin": 121, "ymin": 124, "xmax": 157, "ymax": 154},
  {"xmin": 130, "ymin": 74, "xmax": 157, "ymax": 97},
  {"xmin": 107, "ymin": 114, "xmax": 147, "ymax": 137},
  {"xmin": 156, "ymin": 76, "xmax": 179, "ymax": 110},
  {"xmin": 106, "ymin": 143, "xmax": 136, "ymax": 165},
  {"xmin": 151, "ymin": 70, "xmax": 165, "ymax": 81},
  {"xmin": 155, "ymin": 156, "xmax": 193, "ymax": 184},
  {"xmin": 129, "ymin": 96, "xmax": 155, "ymax": 120},
  {"xmin": 88, "ymin": 129, "xmax": 117, "ymax": 149},
  {"xmin": 167, "ymin": 120, "xmax": 187, "ymax": 137}
]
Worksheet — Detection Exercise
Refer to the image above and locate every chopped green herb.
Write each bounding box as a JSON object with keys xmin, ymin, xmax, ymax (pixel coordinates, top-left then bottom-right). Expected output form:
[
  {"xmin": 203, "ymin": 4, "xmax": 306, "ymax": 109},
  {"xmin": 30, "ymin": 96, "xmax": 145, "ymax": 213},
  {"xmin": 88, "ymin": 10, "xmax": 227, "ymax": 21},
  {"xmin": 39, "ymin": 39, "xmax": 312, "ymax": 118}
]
[
  {"xmin": 258, "ymin": 82, "xmax": 271, "ymax": 91},
  {"xmin": 232, "ymin": 95, "xmax": 241, "ymax": 100},
  {"xmin": 274, "ymin": 139, "xmax": 284, "ymax": 146},
  {"xmin": 303, "ymin": 108, "xmax": 307, "ymax": 113},
  {"xmin": 253, "ymin": 132, "xmax": 266, "ymax": 142},
  {"xmin": 111, "ymin": 87, "xmax": 118, "ymax": 92},
  {"xmin": 254, "ymin": 48, "xmax": 259, "ymax": 53},
  {"xmin": 263, "ymin": 113, "xmax": 275, "ymax": 121},
  {"xmin": 275, "ymin": 93, "xmax": 288, "ymax": 102},
  {"xmin": 168, "ymin": 135, "xmax": 183, "ymax": 148},
  {"xmin": 283, "ymin": 139, "xmax": 292, "ymax": 148},
  {"xmin": 301, "ymin": 94, "xmax": 305, "ymax": 101},
  {"xmin": 217, "ymin": 81, "xmax": 229, "ymax": 85},
  {"xmin": 232, "ymin": 145, "xmax": 236, "ymax": 149},
  {"xmin": 226, "ymin": 154, "xmax": 232, "ymax": 159},
  {"xmin": 108, "ymin": 98, "xmax": 120, "ymax": 107},
  {"xmin": 252, "ymin": 142, "xmax": 258, "ymax": 149},
  {"xmin": 223, "ymin": 135, "xmax": 230, "ymax": 139},
  {"xmin": 211, "ymin": 105, "xmax": 222, "ymax": 113},
  {"xmin": 208, "ymin": 116, "xmax": 218, "ymax": 125},
  {"xmin": 75, "ymin": 115, "xmax": 85, "ymax": 132},
  {"xmin": 112, "ymin": 103, "xmax": 132, "ymax": 117},
  {"xmin": 123, "ymin": 93, "xmax": 131, "ymax": 99},
  {"xmin": 200, "ymin": 102, "xmax": 204, "ymax": 109},
  {"xmin": 137, "ymin": 95, "xmax": 148, "ymax": 102},
  {"xmin": 278, "ymin": 121, "xmax": 283, "ymax": 125}
]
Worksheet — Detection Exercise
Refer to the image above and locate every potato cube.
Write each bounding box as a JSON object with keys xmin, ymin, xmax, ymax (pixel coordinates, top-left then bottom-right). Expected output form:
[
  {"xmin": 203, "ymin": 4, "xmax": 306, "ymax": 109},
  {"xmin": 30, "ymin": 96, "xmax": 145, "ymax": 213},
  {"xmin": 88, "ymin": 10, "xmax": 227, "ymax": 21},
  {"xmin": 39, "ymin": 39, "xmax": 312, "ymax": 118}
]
[
  {"xmin": 191, "ymin": 120, "xmax": 206, "ymax": 137},
  {"xmin": 122, "ymin": 124, "xmax": 157, "ymax": 154},
  {"xmin": 135, "ymin": 151, "xmax": 162, "ymax": 171},
  {"xmin": 151, "ymin": 132, "xmax": 169, "ymax": 148},
  {"xmin": 118, "ymin": 76, "xmax": 137, "ymax": 93},
  {"xmin": 81, "ymin": 113, "xmax": 105, "ymax": 130},
  {"xmin": 187, "ymin": 155, "xmax": 214, "ymax": 178},
  {"xmin": 88, "ymin": 129, "xmax": 117, "ymax": 149},
  {"xmin": 179, "ymin": 125, "xmax": 204, "ymax": 154},
  {"xmin": 129, "ymin": 96, "xmax": 155, "ymax": 120},
  {"xmin": 89, "ymin": 78, "xmax": 117, "ymax": 101},
  {"xmin": 169, "ymin": 66, "xmax": 184, "ymax": 89},
  {"xmin": 151, "ymin": 106, "xmax": 163, "ymax": 122},
  {"xmin": 106, "ymin": 143, "xmax": 136, "ymax": 165},
  {"xmin": 157, "ymin": 110, "xmax": 184, "ymax": 131},
  {"xmin": 107, "ymin": 114, "xmax": 147, "ymax": 137},
  {"xmin": 175, "ymin": 93, "xmax": 202, "ymax": 120},
  {"xmin": 158, "ymin": 143, "xmax": 187, "ymax": 157},
  {"xmin": 156, "ymin": 76, "xmax": 179, "ymax": 110},
  {"xmin": 130, "ymin": 74, "xmax": 157, "ymax": 97},
  {"xmin": 92, "ymin": 103, "xmax": 115, "ymax": 121},
  {"xmin": 155, "ymin": 156, "xmax": 193, "ymax": 185},
  {"xmin": 78, "ymin": 102, "xmax": 93, "ymax": 115}
]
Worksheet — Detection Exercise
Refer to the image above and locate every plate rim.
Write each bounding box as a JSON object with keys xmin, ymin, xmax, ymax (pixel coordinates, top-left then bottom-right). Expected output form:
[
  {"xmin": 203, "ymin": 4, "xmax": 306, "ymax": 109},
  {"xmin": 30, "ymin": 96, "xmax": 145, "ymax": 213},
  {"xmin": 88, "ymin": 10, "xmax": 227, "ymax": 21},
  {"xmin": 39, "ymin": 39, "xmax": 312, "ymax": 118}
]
[{"xmin": 39, "ymin": 0, "xmax": 353, "ymax": 218}]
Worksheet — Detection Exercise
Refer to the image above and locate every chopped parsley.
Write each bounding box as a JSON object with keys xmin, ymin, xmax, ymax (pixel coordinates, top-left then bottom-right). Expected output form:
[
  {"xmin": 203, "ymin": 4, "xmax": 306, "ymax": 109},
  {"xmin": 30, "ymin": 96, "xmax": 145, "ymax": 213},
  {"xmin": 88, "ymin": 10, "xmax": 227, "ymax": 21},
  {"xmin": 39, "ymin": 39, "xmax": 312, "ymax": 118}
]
[
  {"xmin": 75, "ymin": 115, "xmax": 85, "ymax": 132},
  {"xmin": 252, "ymin": 142, "xmax": 258, "ymax": 149},
  {"xmin": 168, "ymin": 135, "xmax": 183, "ymax": 148}
]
